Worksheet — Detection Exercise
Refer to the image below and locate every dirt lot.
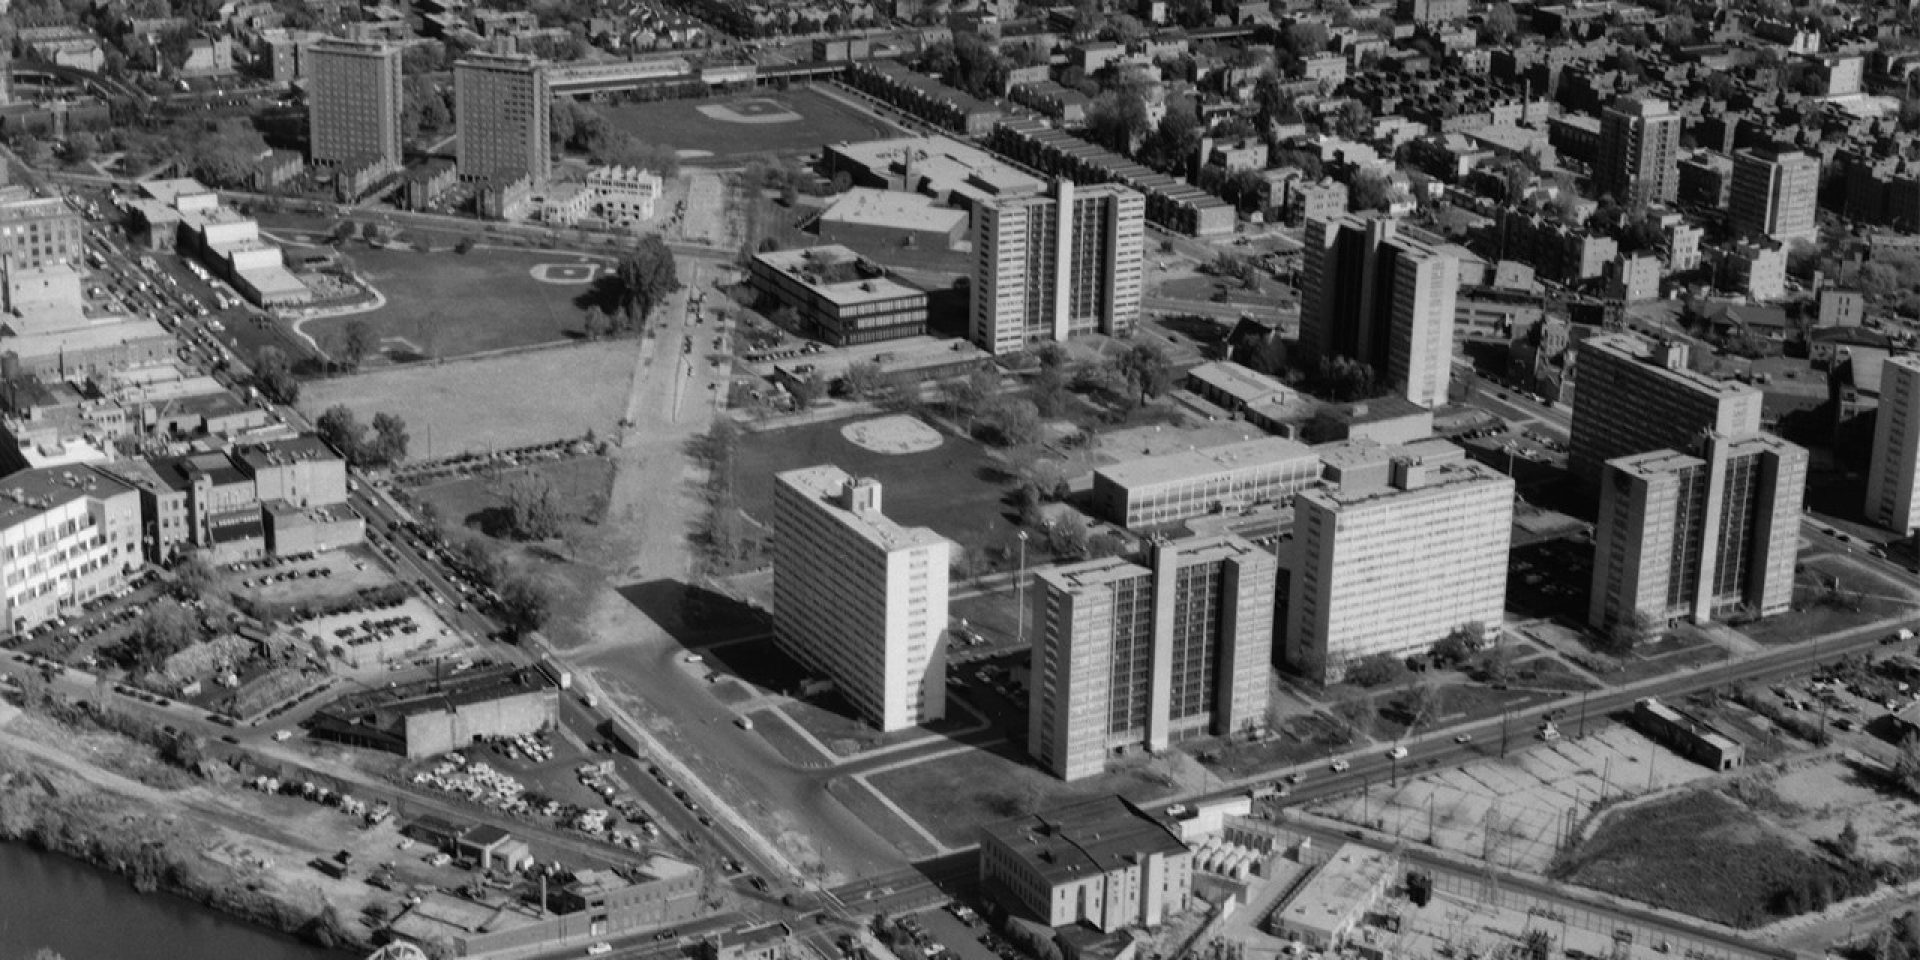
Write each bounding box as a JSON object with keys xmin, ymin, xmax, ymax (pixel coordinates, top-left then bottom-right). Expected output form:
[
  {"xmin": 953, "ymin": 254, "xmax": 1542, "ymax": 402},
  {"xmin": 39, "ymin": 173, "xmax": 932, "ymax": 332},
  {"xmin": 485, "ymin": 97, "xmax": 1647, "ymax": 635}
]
[
  {"xmin": 300, "ymin": 345, "xmax": 636, "ymax": 458},
  {"xmin": 1310, "ymin": 726, "xmax": 1719, "ymax": 873}
]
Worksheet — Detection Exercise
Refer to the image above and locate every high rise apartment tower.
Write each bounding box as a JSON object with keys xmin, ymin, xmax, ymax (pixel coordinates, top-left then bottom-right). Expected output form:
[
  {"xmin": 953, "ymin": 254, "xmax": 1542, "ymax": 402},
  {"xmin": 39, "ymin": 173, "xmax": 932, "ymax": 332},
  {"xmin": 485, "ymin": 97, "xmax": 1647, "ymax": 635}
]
[
  {"xmin": 971, "ymin": 179, "xmax": 1145, "ymax": 355},
  {"xmin": 1867, "ymin": 355, "xmax": 1920, "ymax": 534},
  {"xmin": 1567, "ymin": 333, "xmax": 1763, "ymax": 482},
  {"xmin": 1029, "ymin": 535, "xmax": 1275, "ymax": 780},
  {"xmin": 454, "ymin": 52, "xmax": 551, "ymax": 185},
  {"xmin": 772, "ymin": 467, "xmax": 948, "ymax": 732},
  {"xmin": 1589, "ymin": 432, "xmax": 1805, "ymax": 631},
  {"xmin": 1299, "ymin": 214, "xmax": 1459, "ymax": 408},
  {"xmin": 306, "ymin": 38, "xmax": 404, "ymax": 173},
  {"xmin": 1729, "ymin": 148, "xmax": 1820, "ymax": 245},
  {"xmin": 1596, "ymin": 96, "xmax": 1682, "ymax": 205},
  {"xmin": 1285, "ymin": 446, "xmax": 1512, "ymax": 684}
]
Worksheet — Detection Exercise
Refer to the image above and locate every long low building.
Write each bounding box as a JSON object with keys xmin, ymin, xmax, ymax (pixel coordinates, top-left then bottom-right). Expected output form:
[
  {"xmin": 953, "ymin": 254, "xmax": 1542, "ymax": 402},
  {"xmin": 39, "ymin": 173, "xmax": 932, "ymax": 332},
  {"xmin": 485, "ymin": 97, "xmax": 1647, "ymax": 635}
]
[
  {"xmin": 988, "ymin": 116, "xmax": 1236, "ymax": 237},
  {"xmin": 1632, "ymin": 697, "xmax": 1745, "ymax": 771},
  {"xmin": 1268, "ymin": 843, "xmax": 1395, "ymax": 949},
  {"xmin": 309, "ymin": 666, "xmax": 559, "ymax": 758},
  {"xmin": 1091, "ymin": 436, "xmax": 1323, "ymax": 529},
  {"xmin": 748, "ymin": 245, "xmax": 929, "ymax": 346}
]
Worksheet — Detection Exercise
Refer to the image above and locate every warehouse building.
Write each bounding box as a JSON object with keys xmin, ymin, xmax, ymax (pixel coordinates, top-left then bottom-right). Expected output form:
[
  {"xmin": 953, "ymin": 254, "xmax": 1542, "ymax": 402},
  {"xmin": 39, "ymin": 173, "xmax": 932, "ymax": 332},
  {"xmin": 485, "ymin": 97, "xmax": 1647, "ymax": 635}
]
[{"xmin": 309, "ymin": 666, "xmax": 560, "ymax": 758}]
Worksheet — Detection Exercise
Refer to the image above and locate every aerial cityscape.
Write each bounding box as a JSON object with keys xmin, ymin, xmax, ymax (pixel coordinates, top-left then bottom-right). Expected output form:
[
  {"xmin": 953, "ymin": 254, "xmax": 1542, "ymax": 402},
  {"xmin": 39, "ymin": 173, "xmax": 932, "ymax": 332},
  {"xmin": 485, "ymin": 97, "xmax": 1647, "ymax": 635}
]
[{"xmin": 5, "ymin": 0, "xmax": 1920, "ymax": 959}]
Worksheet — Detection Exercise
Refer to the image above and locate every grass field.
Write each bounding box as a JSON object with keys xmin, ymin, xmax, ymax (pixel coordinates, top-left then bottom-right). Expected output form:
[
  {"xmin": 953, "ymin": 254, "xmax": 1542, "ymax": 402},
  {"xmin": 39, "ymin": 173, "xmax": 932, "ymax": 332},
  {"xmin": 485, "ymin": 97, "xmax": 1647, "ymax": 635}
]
[
  {"xmin": 732, "ymin": 415, "xmax": 1033, "ymax": 565},
  {"xmin": 601, "ymin": 88, "xmax": 900, "ymax": 160},
  {"xmin": 410, "ymin": 457, "xmax": 615, "ymax": 535},
  {"xmin": 300, "ymin": 345, "xmax": 635, "ymax": 456},
  {"xmin": 1555, "ymin": 789, "xmax": 1873, "ymax": 928},
  {"xmin": 867, "ymin": 743, "xmax": 1178, "ymax": 849},
  {"xmin": 305, "ymin": 247, "xmax": 609, "ymax": 360}
]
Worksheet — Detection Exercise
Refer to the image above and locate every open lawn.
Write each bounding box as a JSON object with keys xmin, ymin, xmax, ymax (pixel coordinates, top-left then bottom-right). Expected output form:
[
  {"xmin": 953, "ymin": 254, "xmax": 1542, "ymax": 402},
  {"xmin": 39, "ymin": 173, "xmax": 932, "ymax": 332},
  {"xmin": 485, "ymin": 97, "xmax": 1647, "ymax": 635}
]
[
  {"xmin": 1605, "ymin": 632, "xmax": 1733, "ymax": 685},
  {"xmin": 1555, "ymin": 789, "xmax": 1878, "ymax": 928},
  {"xmin": 305, "ymin": 247, "xmax": 610, "ymax": 360},
  {"xmin": 733, "ymin": 415, "xmax": 1037, "ymax": 566},
  {"xmin": 601, "ymin": 88, "xmax": 900, "ymax": 160},
  {"xmin": 410, "ymin": 457, "xmax": 615, "ymax": 536},
  {"xmin": 867, "ymin": 743, "xmax": 1179, "ymax": 849},
  {"xmin": 300, "ymin": 345, "xmax": 634, "ymax": 456}
]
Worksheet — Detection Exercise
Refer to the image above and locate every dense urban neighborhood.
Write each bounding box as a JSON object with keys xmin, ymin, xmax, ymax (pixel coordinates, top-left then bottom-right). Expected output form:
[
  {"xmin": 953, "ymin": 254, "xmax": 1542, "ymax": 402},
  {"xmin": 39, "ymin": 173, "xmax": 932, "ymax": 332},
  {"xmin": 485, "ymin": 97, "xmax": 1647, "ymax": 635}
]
[{"xmin": 10, "ymin": 0, "xmax": 1920, "ymax": 958}]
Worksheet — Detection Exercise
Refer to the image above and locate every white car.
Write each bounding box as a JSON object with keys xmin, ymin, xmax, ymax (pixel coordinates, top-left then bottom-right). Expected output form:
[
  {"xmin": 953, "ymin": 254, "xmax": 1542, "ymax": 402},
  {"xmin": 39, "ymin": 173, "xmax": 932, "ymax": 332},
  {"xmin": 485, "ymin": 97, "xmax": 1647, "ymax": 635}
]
[
  {"xmin": 587, "ymin": 943, "xmax": 613, "ymax": 956},
  {"xmin": 1454, "ymin": 733, "xmax": 1473, "ymax": 744},
  {"xmin": 1386, "ymin": 746, "xmax": 1408, "ymax": 760},
  {"xmin": 684, "ymin": 654, "xmax": 704, "ymax": 664},
  {"xmin": 1329, "ymin": 758, "xmax": 1351, "ymax": 772}
]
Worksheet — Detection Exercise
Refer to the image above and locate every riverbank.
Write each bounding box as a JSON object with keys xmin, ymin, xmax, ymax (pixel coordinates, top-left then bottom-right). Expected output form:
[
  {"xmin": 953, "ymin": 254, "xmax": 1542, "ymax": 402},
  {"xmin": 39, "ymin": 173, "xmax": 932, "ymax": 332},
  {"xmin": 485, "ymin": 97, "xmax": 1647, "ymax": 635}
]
[
  {"xmin": 0, "ymin": 703, "xmax": 375, "ymax": 956},
  {"xmin": 0, "ymin": 842, "xmax": 348, "ymax": 960}
]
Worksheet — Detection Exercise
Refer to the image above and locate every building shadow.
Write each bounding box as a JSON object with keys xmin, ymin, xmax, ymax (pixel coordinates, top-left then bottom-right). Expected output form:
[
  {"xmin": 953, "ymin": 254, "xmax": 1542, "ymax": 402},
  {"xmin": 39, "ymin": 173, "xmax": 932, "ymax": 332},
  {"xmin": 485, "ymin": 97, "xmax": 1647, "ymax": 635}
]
[{"xmin": 615, "ymin": 578, "xmax": 768, "ymax": 648}]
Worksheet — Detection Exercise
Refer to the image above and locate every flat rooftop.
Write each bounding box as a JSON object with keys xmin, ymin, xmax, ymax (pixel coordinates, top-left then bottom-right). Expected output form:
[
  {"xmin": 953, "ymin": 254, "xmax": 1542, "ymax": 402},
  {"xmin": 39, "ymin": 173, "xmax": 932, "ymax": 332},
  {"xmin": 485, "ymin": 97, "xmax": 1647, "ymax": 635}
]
[
  {"xmin": 754, "ymin": 246, "xmax": 924, "ymax": 307},
  {"xmin": 1039, "ymin": 534, "xmax": 1267, "ymax": 592},
  {"xmin": 777, "ymin": 466, "xmax": 948, "ymax": 553},
  {"xmin": 236, "ymin": 434, "xmax": 338, "ymax": 469},
  {"xmin": 1583, "ymin": 332, "xmax": 1760, "ymax": 400},
  {"xmin": 1096, "ymin": 436, "xmax": 1318, "ymax": 490},
  {"xmin": 1276, "ymin": 843, "xmax": 1394, "ymax": 933},
  {"xmin": 318, "ymin": 666, "xmax": 555, "ymax": 721},
  {"xmin": 1304, "ymin": 457, "xmax": 1507, "ymax": 508},
  {"xmin": 4, "ymin": 317, "xmax": 171, "ymax": 358},
  {"xmin": 0, "ymin": 465, "xmax": 131, "ymax": 531},
  {"xmin": 138, "ymin": 177, "xmax": 215, "ymax": 206},
  {"xmin": 982, "ymin": 795, "xmax": 1187, "ymax": 885},
  {"xmin": 820, "ymin": 188, "xmax": 968, "ymax": 233},
  {"xmin": 1186, "ymin": 361, "xmax": 1289, "ymax": 406},
  {"xmin": 828, "ymin": 135, "xmax": 1043, "ymax": 200}
]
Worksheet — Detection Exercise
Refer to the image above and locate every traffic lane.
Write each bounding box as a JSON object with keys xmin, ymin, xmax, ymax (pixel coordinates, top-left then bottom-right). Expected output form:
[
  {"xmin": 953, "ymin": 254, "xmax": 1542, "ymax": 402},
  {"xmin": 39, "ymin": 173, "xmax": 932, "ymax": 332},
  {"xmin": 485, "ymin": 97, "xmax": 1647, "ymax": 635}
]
[
  {"xmin": 591, "ymin": 642, "xmax": 910, "ymax": 881},
  {"xmin": 1196, "ymin": 617, "xmax": 1916, "ymax": 810},
  {"xmin": 555, "ymin": 692, "xmax": 740, "ymax": 866}
]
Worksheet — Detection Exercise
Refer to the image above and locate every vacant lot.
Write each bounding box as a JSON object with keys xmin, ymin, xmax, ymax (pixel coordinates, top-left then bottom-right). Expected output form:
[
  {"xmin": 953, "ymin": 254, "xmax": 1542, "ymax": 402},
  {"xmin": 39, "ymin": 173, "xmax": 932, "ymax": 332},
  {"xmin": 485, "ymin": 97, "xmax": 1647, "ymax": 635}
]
[
  {"xmin": 306, "ymin": 247, "xmax": 608, "ymax": 360},
  {"xmin": 411, "ymin": 457, "xmax": 616, "ymax": 536},
  {"xmin": 732, "ymin": 415, "xmax": 1032, "ymax": 564},
  {"xmin": 602, "ymin": 88, "xmax": 899, "ymax": 160},
  {"xmin": 1556, "ymin": 786, "xmax": 1886, "ymax": 928},
  {"xmin": 300, "ymin": 345, "xmax": 635, "ymax": 457}
]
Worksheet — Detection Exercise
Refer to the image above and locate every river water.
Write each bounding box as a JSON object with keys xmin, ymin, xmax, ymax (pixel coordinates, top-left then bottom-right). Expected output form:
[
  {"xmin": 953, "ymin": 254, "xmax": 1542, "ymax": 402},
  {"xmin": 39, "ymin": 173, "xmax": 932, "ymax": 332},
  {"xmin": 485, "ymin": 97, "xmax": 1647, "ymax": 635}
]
[{"xmin": 0, "ymin": 842, "xmax": 350, "ymax": 960}]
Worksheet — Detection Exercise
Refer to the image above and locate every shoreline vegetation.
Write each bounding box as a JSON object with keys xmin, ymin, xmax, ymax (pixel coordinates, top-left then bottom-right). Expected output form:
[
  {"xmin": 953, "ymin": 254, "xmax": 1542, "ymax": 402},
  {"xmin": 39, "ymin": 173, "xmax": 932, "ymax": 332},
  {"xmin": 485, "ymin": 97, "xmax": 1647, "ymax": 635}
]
[{"xmin": 0, "ymin": 682, "xmax": 368, "ymax": 957}]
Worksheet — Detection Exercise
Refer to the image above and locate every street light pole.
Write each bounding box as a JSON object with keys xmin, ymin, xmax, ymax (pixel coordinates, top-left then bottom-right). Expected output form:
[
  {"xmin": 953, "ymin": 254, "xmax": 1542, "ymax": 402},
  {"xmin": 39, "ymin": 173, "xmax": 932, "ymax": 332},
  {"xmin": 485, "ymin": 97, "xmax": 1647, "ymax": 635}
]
[{"xmin": 1015, "ymin": 531, "xmax": 1030, "ymax": 651}]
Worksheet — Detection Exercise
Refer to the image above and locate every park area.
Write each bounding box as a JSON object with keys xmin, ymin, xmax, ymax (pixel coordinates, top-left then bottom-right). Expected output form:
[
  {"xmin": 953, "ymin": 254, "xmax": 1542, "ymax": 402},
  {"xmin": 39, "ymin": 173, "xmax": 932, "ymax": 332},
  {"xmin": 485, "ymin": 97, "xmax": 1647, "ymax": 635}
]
[
  {"xmin": 409, "ymin": 456, "xmax": 616, "ymax": 537},
  {"xmin": 602, "ymin": 88, "xmax": 900, "ymax": 161},
  {"xmin": 303, "ymin": 247, "xmax": 612, "ymax": 361},
  {"xmin": 300, "ymin": 345, "xmax": 635, "ymax": 458}
]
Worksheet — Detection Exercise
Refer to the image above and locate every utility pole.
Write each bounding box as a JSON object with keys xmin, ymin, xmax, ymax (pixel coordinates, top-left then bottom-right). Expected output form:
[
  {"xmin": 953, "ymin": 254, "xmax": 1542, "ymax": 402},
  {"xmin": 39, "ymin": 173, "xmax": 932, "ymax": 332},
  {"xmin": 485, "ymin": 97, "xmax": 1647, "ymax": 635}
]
[
  {"xmin": 1015, "ymin": 531, "xmax": 1030, "ymax": 651},
  {"xmin": 1578, "ymin": 690, "xmax": 1590, "ymax": 739},
  {"xmin": 1500, "ymin": 707, "xmax": 1511, "ymax": 758}
]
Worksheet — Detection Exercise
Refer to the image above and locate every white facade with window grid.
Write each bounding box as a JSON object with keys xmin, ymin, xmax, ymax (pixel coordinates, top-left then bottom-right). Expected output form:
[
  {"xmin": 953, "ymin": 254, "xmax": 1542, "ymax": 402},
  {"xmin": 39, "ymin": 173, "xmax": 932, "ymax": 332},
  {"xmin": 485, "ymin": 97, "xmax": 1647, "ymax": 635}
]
[
  {"xmin": 1286, "ymin": 457, "xmax": 1512, "ymax": 683},
  {"xmin": 773, "ymin": 467, "xmax": 948, "ymax": 732}
]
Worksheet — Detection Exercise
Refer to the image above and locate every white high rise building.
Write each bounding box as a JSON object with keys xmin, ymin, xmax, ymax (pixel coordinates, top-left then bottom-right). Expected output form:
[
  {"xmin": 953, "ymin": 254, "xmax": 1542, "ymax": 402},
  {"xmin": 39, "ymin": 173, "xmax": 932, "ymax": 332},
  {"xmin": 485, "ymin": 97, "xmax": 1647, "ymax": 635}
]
[
  {"xmin": 1868, "ymin": 355, "xmax": 1920, "ymax": 534},
  {"xmin": 1284, "ymin": 442, "xmax": 1513, "ymax": 684},
  {"xmin": 772, "ymin": 467, "xmax": 949, "ymax": 732},
  {"xmin": 971, "ymin": 179, "xmax": 1145, "ymax": 356}
]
